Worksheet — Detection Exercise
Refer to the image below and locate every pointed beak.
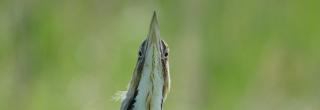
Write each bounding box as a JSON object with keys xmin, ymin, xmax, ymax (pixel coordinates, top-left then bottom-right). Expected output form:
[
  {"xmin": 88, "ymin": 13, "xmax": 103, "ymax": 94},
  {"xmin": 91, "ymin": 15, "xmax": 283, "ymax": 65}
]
[
  {"xmin": 147, "ymin": 12, "xmax": 161, "ymax": 49},
  {"xmin": 144, "ymin": 11, "xmax": 162, "ymax": 68}
]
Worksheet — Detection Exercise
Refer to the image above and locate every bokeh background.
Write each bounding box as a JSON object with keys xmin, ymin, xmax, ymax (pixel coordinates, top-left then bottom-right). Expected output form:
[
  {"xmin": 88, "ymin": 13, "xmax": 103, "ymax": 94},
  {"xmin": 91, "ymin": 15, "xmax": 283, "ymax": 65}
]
[{"xmin": 1, "ymin": 0, "xmax": 320, "ymax": 110}]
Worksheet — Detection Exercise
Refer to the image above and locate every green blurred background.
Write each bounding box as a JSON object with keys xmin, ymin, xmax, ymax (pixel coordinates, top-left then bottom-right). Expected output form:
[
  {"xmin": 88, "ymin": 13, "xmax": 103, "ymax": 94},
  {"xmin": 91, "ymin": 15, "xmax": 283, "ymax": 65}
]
[{"xmin": 1, "ymin": 0, "xmax": 320, "ymax": 110}]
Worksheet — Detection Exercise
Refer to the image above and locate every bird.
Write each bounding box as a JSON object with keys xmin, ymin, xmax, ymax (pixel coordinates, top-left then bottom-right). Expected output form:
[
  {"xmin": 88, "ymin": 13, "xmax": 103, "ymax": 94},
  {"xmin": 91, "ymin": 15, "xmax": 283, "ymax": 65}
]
[{"xmin": 120, "ymin": 12, "xmax": 170, "ymax": 110}]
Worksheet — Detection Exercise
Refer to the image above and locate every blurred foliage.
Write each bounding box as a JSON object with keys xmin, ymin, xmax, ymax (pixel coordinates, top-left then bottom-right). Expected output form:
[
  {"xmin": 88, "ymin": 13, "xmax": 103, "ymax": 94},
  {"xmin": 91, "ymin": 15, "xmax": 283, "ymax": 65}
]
[{"xmin": 0, "ymin": 0, "xmax": 320, "ymax": 110}]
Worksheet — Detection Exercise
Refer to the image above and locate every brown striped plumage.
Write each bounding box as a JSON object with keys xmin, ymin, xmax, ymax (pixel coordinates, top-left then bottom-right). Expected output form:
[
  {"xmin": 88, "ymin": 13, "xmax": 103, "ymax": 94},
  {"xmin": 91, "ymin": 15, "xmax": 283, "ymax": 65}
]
[{"xmin": 120, "ymin": 12, "xmax": 170, "ymax": 110}]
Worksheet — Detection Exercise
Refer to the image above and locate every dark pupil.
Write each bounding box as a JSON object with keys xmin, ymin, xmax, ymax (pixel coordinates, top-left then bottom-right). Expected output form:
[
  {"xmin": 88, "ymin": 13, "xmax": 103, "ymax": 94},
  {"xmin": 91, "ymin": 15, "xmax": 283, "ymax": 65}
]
[
  {"xmin": 164, "ymin": 52, "xmax": 168, "ymax": 57},
  {"xmin": 139, "ymin": 51, "xmax": 142, "ymax": 56}
]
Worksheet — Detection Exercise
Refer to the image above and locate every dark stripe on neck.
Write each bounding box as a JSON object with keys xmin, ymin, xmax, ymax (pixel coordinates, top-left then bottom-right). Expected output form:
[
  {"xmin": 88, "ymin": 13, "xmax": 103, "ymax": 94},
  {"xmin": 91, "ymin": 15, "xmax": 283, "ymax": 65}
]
[
  {"xmin": 127, "ymin": 89, "xmax": 138, "ymax": 110},
  {"xmin": 127, "ymin": 57, "xmax": 145, "ymax": 110}
]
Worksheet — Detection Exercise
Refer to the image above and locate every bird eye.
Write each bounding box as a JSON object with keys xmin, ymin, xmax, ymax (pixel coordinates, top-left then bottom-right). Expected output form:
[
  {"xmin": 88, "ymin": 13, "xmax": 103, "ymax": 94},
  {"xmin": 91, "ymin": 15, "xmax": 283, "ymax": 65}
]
[
  {"xmin": 138, "ymin": 51, "xmax": 142, "ymax": 57},
  {"xmin": 164, "ymin": 52, "xmax": 168, "ymax": 57}
]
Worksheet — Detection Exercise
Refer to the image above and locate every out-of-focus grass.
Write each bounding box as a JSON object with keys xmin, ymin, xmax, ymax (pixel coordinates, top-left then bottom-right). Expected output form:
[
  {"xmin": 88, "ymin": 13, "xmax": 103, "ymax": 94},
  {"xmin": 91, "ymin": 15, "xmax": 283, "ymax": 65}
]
[{"xmin": 0, "ymin": 0, "xmax": 319, "ymax": 110}]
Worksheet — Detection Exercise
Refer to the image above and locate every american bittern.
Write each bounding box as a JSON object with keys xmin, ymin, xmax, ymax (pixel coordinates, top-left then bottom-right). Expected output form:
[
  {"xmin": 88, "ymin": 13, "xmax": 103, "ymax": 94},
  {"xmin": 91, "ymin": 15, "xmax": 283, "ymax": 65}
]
[{"xmin": 120, "ymin": 12, "xmax": 170, "ymax": 110}]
